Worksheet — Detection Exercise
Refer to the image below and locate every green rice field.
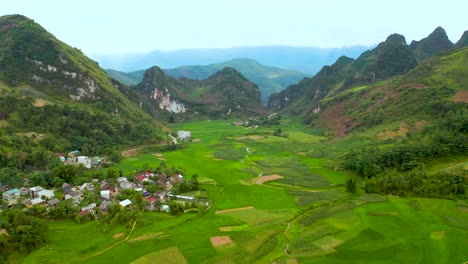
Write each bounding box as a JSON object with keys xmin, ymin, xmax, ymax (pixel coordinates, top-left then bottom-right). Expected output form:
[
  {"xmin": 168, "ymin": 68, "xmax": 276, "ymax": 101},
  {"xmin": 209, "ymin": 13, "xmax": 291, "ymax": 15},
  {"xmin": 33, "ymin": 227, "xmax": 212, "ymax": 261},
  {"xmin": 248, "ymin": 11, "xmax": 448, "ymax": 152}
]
[{"xmin": 21, "ymin": 119, "xmax": 468, "ymax": 263}]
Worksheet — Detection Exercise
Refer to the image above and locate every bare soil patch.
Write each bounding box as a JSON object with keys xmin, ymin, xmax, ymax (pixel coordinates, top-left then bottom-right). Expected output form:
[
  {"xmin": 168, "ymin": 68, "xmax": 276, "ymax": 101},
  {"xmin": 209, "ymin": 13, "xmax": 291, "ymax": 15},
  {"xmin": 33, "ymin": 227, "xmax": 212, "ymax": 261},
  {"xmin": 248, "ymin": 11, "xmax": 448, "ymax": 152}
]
[
  {"xmin": 256, "ymin": 175, "xmax": 283, "ymax": 185},
  {"xmin": 113, "ymin": 232, "xmax": 125, "ymax": 239},
  {"xmin": 378, "ymin": 123, "xmax": 409, "ymax": 139},
  {"xmin": 237, "ymin": 135, "xmax": 264, "ymax": 140},
  {"xmin": 191, "ymin": 138, "xmax": 201, "ymax": 143},
  {"xmin": 33, "ymin": 98, "xmax": 47, "ymax": 107},
  {"xmin": 215, "ymin": 206, "xmax": 254, "ymax": 214},
  {"xmin": 401, "ymin": 83, "xmax": 428, "ymax": 89},
  {"xmin": 16, "ymin": 132, "xmax": 45, "ymax": 141},
  {"xmin": 414, "ymin": 120, "xmax": 429, "ymax": 131},
  {"xmin": 452, "ymin": 90, "xmax": 468, "ymax": 103},
  {"xmin": 210, "ymin": 236, "xmax": 235, "ymax": 247},
  {"xmin": 127, "ymin": 232, "xmax": 164, "ymax": 243},
  {"xmin": 297, "ymin": 152, "xmax": 307, "ymax": 156}
]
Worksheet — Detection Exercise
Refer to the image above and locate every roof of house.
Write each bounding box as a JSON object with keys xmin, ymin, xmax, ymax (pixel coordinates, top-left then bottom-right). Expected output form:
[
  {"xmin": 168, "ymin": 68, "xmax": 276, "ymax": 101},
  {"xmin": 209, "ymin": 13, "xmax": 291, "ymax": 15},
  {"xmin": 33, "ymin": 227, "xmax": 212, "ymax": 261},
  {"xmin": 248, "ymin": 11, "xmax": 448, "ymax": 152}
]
[
  {"xmin": 119, "ymin": 199, "xmax": 132, "ymax": 207},
  {"xmin": 147, "ymin": 197, "xmax": 157, "ymax": 203},
  {"xmin": 6, "ymin": 188, "xmax": 19, "ymax": 195},
  {"xmin": 47, "ymin": 198, "xmax": 60, "ymax": 206},
  {"xmin": 31, "ymin": 198, "xmax": 44, "ymax": 205}
]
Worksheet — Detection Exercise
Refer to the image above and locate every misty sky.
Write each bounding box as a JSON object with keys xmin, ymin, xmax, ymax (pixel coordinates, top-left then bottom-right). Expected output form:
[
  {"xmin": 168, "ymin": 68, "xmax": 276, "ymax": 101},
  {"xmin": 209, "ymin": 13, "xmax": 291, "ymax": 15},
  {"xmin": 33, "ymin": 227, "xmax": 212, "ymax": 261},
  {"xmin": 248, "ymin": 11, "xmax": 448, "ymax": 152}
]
[{"xmin": 2, "ymin": 0, "xmax": 466, "ymax": 54}]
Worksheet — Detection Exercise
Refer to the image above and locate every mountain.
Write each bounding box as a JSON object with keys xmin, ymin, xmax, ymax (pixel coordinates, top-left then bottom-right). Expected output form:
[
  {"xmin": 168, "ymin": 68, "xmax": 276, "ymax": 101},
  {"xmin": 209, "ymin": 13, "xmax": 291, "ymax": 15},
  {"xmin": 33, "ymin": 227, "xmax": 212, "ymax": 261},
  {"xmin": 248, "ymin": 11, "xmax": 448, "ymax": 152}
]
[
  {"xmin": 268, "ymin": 33, "xmax": 417, "ymax": 113},
  {"xmin": 455, "ymin": 30, "xmax": 468, "ymax": 48},
  {"xmin": 410, "ymin": 27, "xmax": 455, "ymax": 62},
  {"xmin": 92, "ymin": 45, "xmax": 370, "ymax": 74},
  {"xmin": 106, "ymin": 58, "xmax": 308, "ymax": 104},
  {"xmin": 133, "ymin": 66, "xmax": 265, "ymax": 120},
  {"xmin": 0, "ymin": 15, "xmax": 163, "ymax": 155}
]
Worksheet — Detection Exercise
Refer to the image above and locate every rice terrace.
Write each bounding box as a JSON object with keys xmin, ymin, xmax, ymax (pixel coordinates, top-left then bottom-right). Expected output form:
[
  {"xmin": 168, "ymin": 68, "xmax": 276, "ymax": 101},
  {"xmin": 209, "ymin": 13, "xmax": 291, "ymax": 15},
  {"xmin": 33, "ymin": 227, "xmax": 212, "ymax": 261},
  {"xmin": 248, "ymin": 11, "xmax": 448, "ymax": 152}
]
[{"xmin": 18, "ymin": 119, "xmax": 468, "ymax": 263}]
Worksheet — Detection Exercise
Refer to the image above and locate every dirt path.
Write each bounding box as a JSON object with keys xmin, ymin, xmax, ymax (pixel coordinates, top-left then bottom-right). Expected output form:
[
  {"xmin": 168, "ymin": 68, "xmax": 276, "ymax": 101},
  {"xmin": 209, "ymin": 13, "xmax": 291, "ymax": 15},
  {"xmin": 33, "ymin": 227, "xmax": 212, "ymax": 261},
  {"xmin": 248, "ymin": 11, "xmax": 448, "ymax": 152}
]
[
  {"xmin": 76, "ymin": 220, "xmax": 137, "ymax": 262},
  {"xmin": 121, "ymin": 142, "xmax": 168, "ymax": 157}
]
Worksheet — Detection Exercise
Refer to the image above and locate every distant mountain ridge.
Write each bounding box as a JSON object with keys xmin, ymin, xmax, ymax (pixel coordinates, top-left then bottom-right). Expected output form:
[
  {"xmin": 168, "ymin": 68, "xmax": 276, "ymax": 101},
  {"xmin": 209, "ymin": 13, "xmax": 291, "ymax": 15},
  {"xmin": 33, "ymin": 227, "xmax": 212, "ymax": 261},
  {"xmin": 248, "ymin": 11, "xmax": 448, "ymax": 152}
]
[
  {"xmin": 106, "ymin": 58, "xmax": 308, "ymax": 104},
  {"xmin": 92, "ymin": 45, "xmax": 370, "ymax": 74},
  {"xmin": 268, "ymin": 27, "xmax": 464, "ymax": 112}
]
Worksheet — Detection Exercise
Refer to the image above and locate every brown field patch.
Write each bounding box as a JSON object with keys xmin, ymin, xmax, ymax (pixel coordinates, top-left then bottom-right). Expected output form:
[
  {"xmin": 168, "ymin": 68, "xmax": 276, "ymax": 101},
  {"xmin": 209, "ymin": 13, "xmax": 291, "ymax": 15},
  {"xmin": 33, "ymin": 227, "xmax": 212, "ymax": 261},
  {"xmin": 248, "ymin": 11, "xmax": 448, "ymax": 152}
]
[
  {"xmin": 414, "ymin": 120, "xmax": 429, "ymax": 131},
  {"xmin": 297, "ymin": 152, "xmax": 307, "ymax": 156},
  {"xmin": 256, "ymin": 175, "xmax": 283, "ymax": 185},
  {"xmin": 237, "ymin": 135, "xmax": 264, "ymax": 140},
  {"xmin": 33, "ymin": 98, "xmax": 47, "ymax": 107},
  {"xmin": 401, "ymin": 83, "xmax": 428, "ymax": 89},
  {"xmin": 452, "ymin": 90, "xmax": 468, "ymax": 103},
  {"xmin": 16, "ymin": 132, "xmax": 45, "ymax": 141},
  {"xmin": 378, "ymin": 123, "xmax": 409, "ymax": 139},
  {"xmin": 191, "ymin": 139, "xmax": 201, "ymax": 142},
  {"xmin": 113, "ymin": 232, "xmax": 125, "ymax": 239},
  {"xmin": 215, "ymin": 206, "xmax": 254, "ymax": 214},
  {"xmin": 210, "ymin": 236, "xmax": 235, "ymax": 248},
  {"xmin": 127, "ymin": 232, "xmax": 164, "ymax": 243}
]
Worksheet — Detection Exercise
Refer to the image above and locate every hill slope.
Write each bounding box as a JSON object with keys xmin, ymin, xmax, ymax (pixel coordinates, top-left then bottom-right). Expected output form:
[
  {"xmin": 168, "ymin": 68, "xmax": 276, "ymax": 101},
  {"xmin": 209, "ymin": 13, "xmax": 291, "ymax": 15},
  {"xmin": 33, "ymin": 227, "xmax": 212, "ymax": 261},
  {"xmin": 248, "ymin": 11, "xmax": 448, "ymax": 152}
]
[
  {"xmin": 133, "ymin": 66, "xmax": 265, "ymax": 120},
  {"xmin": 268, "ymin": 33, "xmax": 417, "ymax": 113},
  {"xmin": 0, "ymin": 15, "xmax": 163, "ymax": 155},
  {"xmin": 107, "ymin": 58, "xmax": 308, "ymax": 104},
  {"xmin": 305, "ymin": 46, "xmax": 468, "ymax": 137}
]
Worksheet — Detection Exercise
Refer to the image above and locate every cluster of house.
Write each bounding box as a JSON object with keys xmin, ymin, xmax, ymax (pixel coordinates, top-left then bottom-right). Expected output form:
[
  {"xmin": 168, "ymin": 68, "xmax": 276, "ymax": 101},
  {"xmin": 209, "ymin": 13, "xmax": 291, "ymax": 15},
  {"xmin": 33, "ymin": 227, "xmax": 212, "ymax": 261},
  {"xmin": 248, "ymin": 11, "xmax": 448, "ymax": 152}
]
[
  {"xmin": 0, "ymin": 171, "xmax": 204, "ymax": 216},
  {"xmin": 56, "ymin": 150, "xmax": 101, "ymax": 169},
  {"xmin": 1, "ymin": 185, "xmax": 58, "ymax": 207}
]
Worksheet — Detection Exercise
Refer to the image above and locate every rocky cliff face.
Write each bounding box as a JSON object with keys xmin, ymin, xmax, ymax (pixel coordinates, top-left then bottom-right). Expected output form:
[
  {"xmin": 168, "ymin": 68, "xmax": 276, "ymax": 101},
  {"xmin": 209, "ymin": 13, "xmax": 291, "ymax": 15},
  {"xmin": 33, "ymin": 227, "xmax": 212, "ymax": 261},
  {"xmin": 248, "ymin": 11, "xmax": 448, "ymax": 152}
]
[{"xmin": 134, "ymin": 66, "xmax": 265, "ymax": 119}]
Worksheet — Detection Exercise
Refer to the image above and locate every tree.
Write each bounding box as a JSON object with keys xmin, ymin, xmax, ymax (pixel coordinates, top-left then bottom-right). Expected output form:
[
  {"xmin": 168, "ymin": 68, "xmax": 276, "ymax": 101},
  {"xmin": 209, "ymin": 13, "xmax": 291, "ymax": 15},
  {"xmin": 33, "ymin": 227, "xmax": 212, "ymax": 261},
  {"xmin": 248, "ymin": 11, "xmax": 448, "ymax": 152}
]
[
  {"xmin": 345, "ymin": 178, "xmax": 357, "ymax": 193},
  {"xmin": 190, "ymin": 174, "xmax": 200, "ymax": 191},
  {"xmin": 169, "ymin": 201, "xmax": 184, "ymax": 216}
]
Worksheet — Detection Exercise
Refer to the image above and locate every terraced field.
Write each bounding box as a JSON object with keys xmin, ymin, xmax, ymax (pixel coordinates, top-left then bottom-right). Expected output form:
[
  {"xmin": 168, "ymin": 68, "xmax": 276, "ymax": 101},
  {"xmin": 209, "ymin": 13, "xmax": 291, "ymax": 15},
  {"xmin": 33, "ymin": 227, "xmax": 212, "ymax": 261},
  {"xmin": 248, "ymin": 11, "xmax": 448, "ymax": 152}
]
[{"xmin": 22, "ymin": 119, "xmax": 468, "ymax": 263}]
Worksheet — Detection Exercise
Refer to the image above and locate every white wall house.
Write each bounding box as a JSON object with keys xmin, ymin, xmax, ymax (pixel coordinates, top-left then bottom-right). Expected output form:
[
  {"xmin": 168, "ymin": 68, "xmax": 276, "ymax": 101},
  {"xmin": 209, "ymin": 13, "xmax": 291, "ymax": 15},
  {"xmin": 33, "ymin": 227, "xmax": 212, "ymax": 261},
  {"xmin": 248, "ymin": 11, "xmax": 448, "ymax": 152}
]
[{"xmin": 177, "ymin": 131, "xmax": 191, "ymax": 140}]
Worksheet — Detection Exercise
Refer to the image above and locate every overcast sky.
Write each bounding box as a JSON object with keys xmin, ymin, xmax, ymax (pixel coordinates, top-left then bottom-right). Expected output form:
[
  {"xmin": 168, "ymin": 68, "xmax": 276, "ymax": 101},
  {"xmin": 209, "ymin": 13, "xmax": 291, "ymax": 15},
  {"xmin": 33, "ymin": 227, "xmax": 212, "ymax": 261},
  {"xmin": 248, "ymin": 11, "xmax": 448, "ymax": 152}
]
[{"xmin": 2, "ymin": 0, "xmax": 466, "ymax": 54}]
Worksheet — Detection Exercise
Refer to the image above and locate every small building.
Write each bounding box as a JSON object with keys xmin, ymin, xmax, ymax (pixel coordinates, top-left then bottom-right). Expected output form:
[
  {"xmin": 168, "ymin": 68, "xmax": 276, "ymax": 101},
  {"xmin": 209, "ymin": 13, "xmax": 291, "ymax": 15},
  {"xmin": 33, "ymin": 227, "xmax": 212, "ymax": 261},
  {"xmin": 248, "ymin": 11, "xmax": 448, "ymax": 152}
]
[
  {"xmin": 68, "ymin": 150, "xmax": 80, "ymax": 158},
  {"xmin": 38, "ymin": 189, "xmax": 55, "ymax": 199},
  {"xmin": 63, "ymin": 183, "xmax": 72, "ymax": 193},
  {"xmin": 29, "ymin": 186, "xmax": 44, "ymax": 199},
  {"xmin": 31, "ymin": 197, "xmax": 45, "ymax": 206},
  {"xmin": 146, "ymin": 197, "xmax": 157, "ymax": 211},
  {"xmin": 120, "ymin": 181, "xmax": 134, "ymax": 190},
  {"xmin": 155, "ymin": 190, "xmax": 167, "ymax": 201},
  {"xmin": 19, "ymin": 187, "xmax": 29, "ymax": 196},
  {"xmin": 47, "ymin": 198, "xmax": 61, "ymax": 207},
  {"xmin": 77, "ymin": 156, "xmax": 91, "ymax": 169},
  {"xmin": 81, "ymin": 203, "xmax": 97, "ymax": 212},
  {"xmin": 177, "ymin": 131, "xmax": 191, "ymax": 140},
  {"xmin": 116, "ymin": 177, "xmax": 128, "ymax": 183},
  {"xmin": 161, "ymin": 204, "xmax": 170, "ymax": 212},
  {"xmin": 119, "ymin": 199, "xmax": 132, "ymax": 208},
  {"xmin": 100, "ymin": 190, "xmax": 111, "ymax": 200},
  {"xmin": 65, "ymin": 191, "xmax": 82, "ymax": 203},
  {"xmin": 99, "ymin": 200, "xmax": 113, "ymax": 212},
  {"xmin": 2, "ymin": 188, "xmax": 20, "ymax": 200}
]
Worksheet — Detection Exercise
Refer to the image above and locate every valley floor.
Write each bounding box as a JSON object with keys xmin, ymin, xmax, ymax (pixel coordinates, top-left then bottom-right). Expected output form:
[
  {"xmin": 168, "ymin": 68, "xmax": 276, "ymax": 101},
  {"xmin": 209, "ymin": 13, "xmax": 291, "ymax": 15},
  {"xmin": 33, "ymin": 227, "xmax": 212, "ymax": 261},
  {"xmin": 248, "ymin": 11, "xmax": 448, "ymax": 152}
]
[{"xmin": 21, "ymin": 119, "xmax": 468, "ymax": 264}]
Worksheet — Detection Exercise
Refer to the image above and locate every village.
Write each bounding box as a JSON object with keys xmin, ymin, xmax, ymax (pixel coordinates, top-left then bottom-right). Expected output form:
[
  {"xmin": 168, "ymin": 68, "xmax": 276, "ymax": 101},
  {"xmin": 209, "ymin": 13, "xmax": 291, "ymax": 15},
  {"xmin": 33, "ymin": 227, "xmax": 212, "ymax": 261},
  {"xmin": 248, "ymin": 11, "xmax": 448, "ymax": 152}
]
[{"xmin": 0, "ymin": 130, "xmax": 209, "ymax": 218}]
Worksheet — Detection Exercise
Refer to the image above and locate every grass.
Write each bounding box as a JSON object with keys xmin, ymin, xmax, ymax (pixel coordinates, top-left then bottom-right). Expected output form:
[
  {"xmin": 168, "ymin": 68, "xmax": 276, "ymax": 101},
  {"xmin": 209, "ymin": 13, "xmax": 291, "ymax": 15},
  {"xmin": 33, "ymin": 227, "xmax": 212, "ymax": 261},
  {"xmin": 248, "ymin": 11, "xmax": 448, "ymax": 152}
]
[{"xmin": 130, "ymin": 247, "xmax": 187, "ymax": 264}]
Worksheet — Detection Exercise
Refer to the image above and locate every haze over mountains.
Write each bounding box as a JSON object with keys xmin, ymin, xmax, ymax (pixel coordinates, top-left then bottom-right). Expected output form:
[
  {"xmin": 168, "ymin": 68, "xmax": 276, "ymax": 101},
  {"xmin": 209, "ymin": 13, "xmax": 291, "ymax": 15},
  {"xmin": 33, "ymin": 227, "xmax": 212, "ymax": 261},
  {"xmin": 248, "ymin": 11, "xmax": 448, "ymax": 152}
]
[{"xmin": 91, "ymin": 45, "xmax": 370, "ymax": 74}]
